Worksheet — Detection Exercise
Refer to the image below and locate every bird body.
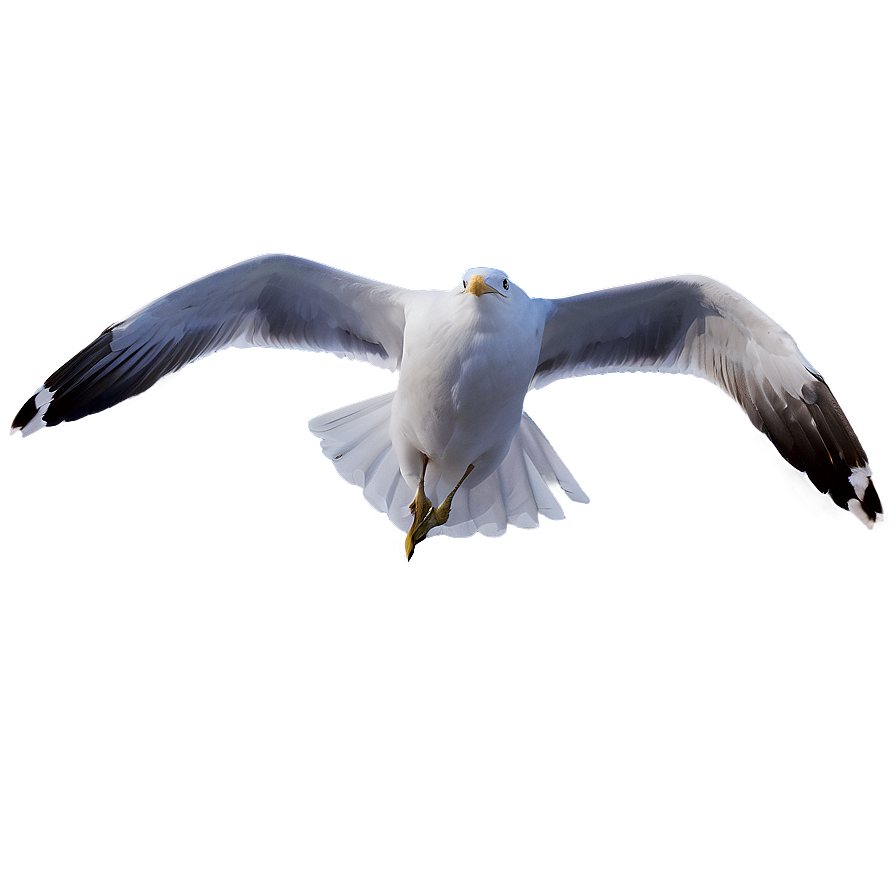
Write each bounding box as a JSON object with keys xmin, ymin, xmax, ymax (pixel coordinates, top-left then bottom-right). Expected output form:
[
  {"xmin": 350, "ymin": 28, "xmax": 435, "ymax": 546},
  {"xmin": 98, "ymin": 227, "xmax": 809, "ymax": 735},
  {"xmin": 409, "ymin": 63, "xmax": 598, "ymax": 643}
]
[
  {"xmin": 391, "ymin": 269, "xmax": 546, "ymax": 500},
  {"xmin": 11, "ymin": 254, "xmax": 882, "ymax": 556}
]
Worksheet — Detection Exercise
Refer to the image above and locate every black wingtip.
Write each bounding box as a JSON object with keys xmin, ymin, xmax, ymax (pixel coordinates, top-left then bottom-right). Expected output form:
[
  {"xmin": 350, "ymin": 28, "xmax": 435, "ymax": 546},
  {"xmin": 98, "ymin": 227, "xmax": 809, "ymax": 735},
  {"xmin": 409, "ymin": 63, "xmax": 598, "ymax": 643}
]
[
  {"xmin": 11, "ymin": 395, "xmax": 39, "ymax": 433},
  {"xmin": 853, "ymin": 477, "xmax": 883, "ymax": 528},
  {"xmin": 844, "ymin": 466, "xmax": 884, "ymax": 529}
]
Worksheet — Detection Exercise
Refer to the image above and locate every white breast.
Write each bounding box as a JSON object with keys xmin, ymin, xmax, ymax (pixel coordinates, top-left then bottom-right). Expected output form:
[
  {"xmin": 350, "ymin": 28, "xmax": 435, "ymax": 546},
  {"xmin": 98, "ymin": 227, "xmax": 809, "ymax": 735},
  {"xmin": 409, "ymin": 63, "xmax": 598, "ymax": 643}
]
[{"xmin": 390, "ymin": 288, "xmax": 545, "ymax": 497}]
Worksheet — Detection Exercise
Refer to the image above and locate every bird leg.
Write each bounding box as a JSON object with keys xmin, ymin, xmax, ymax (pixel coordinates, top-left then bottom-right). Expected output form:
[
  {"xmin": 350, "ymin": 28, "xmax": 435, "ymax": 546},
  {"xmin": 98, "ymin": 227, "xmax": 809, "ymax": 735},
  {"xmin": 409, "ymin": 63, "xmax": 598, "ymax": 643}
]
[
  {"xmin": 405, "ymin": 462, "xmax": 475, "ymax": 561},
  {"xmin": 407, "ymin": 458, "xmax": 433, "ymax": 529},
  {"xmin": 405, "ymin": 458, "xmax": 433, "ymax": 561}
]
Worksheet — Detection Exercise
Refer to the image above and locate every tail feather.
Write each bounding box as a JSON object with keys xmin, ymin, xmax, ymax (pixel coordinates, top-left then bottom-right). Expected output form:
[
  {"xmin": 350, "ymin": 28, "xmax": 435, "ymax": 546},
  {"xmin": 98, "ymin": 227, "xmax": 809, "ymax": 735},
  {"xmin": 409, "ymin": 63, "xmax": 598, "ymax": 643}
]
[
  {"xmin": 495, "ymin": 435, "xmax": 540, "ymax": 529},
  {"xmin": 308, "ymin": 392, "xmax": 588, "ymax": 538},
  {"xmin": 467, "ymin": 477, "xmax": 509, "ymax": 535},
  {"xmin": 524, "ymin": 454, "xmax": 565, "ymax": 521},
  {"xmin": 309, "ymin": 394, "xmax": 416, "ymax": 524},
  {"xmin": 308, "ymin": 392, "xmax": 394, "ymax": 488},
  {"xmin": 516, "ymin": 414, "xmax": 590, "ymax": 504}
]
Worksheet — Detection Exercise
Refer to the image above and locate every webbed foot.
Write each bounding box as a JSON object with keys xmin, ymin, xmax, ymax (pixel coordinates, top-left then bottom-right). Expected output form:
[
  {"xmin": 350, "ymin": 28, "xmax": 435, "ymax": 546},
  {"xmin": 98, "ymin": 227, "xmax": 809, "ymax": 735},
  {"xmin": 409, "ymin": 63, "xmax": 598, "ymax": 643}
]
[{"xmin": 405, "ymin": 463, "xmax": 475, "ymax": 561}]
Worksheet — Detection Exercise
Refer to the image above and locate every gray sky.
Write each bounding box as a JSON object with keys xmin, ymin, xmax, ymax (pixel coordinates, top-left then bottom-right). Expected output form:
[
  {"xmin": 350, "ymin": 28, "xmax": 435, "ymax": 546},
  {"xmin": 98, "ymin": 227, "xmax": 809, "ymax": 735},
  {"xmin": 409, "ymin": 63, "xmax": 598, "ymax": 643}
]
[{"xmin": 2, "ymin": 1, "xmax": 894, "ymax": 893}]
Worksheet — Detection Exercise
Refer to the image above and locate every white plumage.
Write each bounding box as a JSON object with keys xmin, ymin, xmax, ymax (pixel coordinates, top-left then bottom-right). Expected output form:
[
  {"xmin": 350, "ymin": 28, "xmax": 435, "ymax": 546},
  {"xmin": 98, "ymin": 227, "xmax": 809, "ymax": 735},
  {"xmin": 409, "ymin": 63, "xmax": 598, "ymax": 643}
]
[{"xmin": 11, "ymin": 255, "xmax": 882, "ymax": 554}]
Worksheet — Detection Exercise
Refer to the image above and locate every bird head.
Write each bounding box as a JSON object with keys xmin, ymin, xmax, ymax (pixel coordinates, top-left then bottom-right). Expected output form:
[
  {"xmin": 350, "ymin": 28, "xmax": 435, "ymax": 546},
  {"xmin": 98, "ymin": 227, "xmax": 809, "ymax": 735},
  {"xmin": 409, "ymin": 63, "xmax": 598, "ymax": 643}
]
[{"xmin": 461, "ymin": 268, "xmax": 512, "ymax": 298}]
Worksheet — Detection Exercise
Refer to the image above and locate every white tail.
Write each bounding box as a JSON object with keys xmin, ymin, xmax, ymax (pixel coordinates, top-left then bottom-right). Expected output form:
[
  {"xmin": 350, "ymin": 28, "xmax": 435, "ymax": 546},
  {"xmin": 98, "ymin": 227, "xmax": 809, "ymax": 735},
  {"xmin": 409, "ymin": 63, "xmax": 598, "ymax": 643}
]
[{"xmin": 308, "ymin": 392, "xmax": 589, "ymax": 538}]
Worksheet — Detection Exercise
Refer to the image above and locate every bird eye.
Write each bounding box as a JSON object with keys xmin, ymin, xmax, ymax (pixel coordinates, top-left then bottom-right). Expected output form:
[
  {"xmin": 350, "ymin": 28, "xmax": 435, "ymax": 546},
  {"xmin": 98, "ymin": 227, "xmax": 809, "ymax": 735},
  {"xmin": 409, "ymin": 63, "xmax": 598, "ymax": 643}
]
[
  {"xmin": 463, "ymin": 280, "xmax": 467, "ymax": 288},
  {"xmin": 502, "ymin": 278, "xmax": 508, "ymax": 290}
]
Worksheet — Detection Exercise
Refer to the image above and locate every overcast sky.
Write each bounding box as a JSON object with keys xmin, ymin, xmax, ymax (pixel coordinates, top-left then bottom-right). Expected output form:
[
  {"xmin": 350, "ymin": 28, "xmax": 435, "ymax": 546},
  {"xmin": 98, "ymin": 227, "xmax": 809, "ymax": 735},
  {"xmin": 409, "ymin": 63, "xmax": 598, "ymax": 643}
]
[{"xmin": 2, "ymin": 1, "xmax": 894, "ymax": 893}]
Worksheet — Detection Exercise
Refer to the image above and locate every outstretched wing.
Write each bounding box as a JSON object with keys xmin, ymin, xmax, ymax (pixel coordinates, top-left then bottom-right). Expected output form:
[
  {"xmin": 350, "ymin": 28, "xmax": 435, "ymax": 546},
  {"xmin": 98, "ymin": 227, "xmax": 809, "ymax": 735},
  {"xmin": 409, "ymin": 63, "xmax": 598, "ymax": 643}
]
[
  {"xmin": 12, "ymin": 254, "xmax": 410, "ymax": 436},
  {"xmin": 533, "ymin": 275, "xmax": 882, "ymax": 526}
]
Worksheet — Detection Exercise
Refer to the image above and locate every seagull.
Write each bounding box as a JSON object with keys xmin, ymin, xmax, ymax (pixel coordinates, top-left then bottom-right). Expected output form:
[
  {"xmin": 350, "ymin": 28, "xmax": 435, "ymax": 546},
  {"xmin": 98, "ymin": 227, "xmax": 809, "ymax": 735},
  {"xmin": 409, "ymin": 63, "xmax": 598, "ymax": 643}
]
[{"xmin": 11, "ymin": 255, "xmax": 882, "ymax": 558}]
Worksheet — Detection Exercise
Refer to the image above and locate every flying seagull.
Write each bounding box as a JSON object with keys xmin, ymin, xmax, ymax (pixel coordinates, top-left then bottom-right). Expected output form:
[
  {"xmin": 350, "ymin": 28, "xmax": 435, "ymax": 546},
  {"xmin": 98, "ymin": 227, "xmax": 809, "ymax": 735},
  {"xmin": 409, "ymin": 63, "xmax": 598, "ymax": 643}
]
[{"xmin": 11, "ymin": 255, "xmax": 882, "ymax": 558}]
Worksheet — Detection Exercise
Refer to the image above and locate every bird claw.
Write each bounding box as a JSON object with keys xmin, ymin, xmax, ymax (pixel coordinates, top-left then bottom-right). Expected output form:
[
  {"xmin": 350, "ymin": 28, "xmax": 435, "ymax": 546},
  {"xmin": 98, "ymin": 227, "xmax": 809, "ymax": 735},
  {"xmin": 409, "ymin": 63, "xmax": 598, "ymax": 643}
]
[
  {"xmin": 405, "ymin": 507, "xmax": 434, "ymax": 561},
  {"xmin": 409, "ymin": 493, "xmax": 432, "ymax": 517},
  {"xmin": 405, "ymin": 463, "xmax": 475, "ymax": 561}
]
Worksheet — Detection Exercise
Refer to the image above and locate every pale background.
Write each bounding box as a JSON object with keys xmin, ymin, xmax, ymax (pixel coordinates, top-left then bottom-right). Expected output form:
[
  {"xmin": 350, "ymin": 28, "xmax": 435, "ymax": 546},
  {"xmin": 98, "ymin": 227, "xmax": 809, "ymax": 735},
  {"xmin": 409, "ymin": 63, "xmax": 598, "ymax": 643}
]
[{"xmin": 2, "ymin": 1, "xmax": 894, "ymax": 893}]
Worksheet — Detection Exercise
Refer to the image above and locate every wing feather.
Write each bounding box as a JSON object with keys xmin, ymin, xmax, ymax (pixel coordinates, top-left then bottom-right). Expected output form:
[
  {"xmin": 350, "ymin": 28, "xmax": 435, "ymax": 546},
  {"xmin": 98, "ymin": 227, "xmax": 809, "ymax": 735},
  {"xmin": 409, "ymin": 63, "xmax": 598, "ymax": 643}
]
[
  {"xmin": 533, "ymin": 275, "xmax": 882, "ymax": 526},
  {"xmin": 12, "ymin": 254, "xmax": 409, "ymax": 435}
]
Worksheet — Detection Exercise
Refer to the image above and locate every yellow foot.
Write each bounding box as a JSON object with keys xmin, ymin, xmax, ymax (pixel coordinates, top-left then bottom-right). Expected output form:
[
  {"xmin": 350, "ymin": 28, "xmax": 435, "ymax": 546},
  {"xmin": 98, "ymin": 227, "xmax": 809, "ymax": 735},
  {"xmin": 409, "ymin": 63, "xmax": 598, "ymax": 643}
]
[
  {"xmin": 405, "ymin": 461, "xmax": 433, "ymax": 560},
  {"xmin": 405, "ymin": 463, "xmax": 475, "ymax": 561},
  {"xmin": 409, "ymin": 491, "xmax": 432, "ymax": 520},
  {"xmin": 405, "ymin": 512, "xmax": 432, "ymax": 561}
]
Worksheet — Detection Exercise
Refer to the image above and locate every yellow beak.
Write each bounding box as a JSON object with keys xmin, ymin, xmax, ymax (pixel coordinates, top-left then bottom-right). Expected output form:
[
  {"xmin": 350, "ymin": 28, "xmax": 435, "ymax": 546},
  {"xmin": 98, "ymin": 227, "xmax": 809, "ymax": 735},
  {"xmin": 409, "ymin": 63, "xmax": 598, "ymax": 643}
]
[{"xmin": 465, "ymin": 274, "xmax": 500, "ymax": 297}]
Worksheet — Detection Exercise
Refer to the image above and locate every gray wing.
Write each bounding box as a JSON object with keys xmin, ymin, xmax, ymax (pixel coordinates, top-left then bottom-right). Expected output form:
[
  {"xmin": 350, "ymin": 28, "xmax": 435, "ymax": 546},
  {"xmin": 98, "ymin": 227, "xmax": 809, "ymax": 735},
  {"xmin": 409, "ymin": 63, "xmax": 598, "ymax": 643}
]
[
  {"xmin": 533, "ymin": 275, "xmax": 882, "ymax": 526},
  {"xmin": 11, "ymin": 254, "xmax": 410, "ymax": 436}
]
